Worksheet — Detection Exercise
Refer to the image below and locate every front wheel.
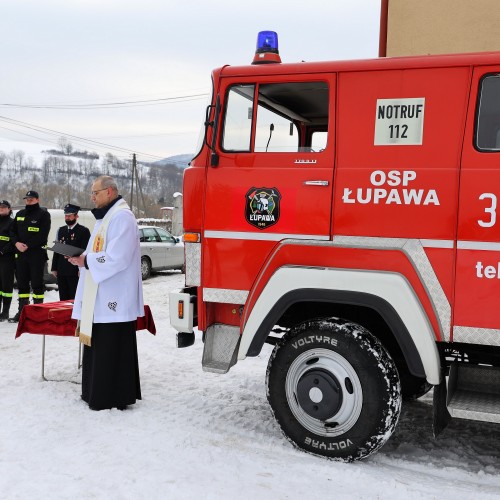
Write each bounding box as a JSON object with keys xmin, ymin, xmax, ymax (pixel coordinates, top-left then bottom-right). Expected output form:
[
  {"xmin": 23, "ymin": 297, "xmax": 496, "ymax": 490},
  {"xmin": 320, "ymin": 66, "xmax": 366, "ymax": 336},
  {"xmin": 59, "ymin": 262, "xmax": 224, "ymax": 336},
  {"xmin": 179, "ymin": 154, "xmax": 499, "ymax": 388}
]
[
  {"xmin": 141, "ymin": 256, "xmax": 152, "ymax": 280},
  {"xmin": 266, "ymin": 318, "xmax": 401, "ymax": 461}
]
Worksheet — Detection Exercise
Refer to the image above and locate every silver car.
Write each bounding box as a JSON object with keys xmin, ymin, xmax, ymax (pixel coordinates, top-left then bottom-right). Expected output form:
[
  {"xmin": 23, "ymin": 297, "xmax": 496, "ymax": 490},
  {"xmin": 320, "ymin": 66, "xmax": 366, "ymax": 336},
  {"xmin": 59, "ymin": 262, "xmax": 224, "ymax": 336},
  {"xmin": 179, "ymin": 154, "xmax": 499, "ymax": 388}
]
[{"xmin": 139, "ymin": 225, "xmax": 184, "ymax": 280}]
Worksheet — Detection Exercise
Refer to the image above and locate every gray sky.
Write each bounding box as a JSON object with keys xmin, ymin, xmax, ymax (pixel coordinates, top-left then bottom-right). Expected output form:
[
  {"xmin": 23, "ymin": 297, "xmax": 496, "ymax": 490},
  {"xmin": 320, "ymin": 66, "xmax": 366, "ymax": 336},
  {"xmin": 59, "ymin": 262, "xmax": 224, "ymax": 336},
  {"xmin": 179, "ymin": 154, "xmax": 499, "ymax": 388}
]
[{"xmin": 0, "ymin": 0, "xmax": 381, "ymax": 162}]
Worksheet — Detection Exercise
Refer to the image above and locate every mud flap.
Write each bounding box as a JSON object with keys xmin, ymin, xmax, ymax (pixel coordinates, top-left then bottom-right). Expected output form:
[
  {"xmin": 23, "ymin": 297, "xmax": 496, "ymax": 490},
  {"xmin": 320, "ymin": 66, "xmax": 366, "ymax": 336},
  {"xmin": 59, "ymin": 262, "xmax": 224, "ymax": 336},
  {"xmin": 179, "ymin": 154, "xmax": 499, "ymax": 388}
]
[
  {"xmin": 202, "ymin": 324, "xmax": 240, "ymax": 374},
  {"xmin": 433, "ymin": 376, "xmax": 451, "ymax": 437}
]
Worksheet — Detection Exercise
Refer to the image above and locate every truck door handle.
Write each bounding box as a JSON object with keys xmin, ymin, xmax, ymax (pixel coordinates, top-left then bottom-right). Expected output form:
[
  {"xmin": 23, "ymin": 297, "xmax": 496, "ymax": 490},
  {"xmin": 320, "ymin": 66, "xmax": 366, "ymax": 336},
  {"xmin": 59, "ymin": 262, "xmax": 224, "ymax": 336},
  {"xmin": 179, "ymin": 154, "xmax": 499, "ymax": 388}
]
[{"xmin": 303, "ymin": 180, "xmax": 329, "ymax": 186}]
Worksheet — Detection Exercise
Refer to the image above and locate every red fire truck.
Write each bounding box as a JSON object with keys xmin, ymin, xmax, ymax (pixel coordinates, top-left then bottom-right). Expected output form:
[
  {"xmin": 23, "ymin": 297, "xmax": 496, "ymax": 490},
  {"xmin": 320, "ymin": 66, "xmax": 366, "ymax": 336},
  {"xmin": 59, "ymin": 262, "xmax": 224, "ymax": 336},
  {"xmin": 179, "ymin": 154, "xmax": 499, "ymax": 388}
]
[{"xmin": 170, "ymin": 31, "xmax": 500, "ymax": 461}]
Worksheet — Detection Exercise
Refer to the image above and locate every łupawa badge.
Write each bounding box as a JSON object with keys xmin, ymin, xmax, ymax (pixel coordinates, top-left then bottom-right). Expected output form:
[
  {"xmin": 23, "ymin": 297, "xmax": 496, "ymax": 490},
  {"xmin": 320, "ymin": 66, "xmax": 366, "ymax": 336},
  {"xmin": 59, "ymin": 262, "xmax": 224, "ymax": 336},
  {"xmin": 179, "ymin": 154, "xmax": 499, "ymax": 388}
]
[{"xmin": 245, "ymin": 187, "xmax": 281, "ymax": 230}]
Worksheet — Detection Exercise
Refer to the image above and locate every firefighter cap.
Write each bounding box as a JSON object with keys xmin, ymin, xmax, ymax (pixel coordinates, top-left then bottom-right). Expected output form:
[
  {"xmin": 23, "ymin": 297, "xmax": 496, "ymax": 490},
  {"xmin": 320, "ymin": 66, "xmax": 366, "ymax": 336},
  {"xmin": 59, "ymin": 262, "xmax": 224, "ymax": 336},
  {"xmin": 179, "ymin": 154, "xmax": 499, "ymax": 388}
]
[
  {"xmin": 63, "ymin": 203, "xmax": 80, "ymax": 214},
  {"xmin": 23, "ymin": 190, "xmax": 39, "ymax": 199},
  {"xmin": 0, "ymin": 200, "xmax": 11, "ymax": 208}
]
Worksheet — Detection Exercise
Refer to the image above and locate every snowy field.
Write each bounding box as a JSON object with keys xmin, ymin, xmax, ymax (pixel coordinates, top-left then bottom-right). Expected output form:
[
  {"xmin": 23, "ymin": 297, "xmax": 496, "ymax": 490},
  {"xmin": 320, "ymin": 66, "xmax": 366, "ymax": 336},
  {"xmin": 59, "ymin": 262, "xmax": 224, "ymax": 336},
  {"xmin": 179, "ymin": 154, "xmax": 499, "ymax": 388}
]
[{"xmin": 1, "ymin": 272, "xmax": 500, "ymax": 499}]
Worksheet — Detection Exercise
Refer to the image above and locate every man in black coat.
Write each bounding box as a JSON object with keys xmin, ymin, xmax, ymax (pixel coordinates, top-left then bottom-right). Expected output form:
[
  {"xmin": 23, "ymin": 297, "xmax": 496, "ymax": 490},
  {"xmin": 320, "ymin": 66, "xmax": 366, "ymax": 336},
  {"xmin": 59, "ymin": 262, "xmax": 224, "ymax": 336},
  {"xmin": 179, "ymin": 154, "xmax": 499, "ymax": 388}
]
[
  {"xmin": 51, "ymin": 203, "xmax": 91, "ymax": 301},
  {"xmin": 9, "ymin": 190, "xmax": 51, "ymax": 322},
  {"xmin": 0, "ymin": 200, "xmax": 15, "ymax": 320}
]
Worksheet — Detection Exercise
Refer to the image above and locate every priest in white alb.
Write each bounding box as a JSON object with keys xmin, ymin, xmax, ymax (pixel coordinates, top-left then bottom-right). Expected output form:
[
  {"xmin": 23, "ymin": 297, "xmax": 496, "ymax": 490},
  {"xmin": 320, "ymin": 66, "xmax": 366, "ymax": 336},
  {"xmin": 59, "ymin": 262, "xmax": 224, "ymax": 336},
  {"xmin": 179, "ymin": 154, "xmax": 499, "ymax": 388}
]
[{"xmin": 69, "ymin": 175, "xmax": 143, "ymax": 411}]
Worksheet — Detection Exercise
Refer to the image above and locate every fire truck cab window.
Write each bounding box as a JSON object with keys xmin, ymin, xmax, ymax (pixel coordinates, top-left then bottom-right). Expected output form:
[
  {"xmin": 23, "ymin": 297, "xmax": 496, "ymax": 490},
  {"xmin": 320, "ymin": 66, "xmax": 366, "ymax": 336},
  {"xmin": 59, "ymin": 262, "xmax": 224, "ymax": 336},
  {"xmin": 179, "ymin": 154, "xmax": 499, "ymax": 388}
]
[
  {"xmin": 476, "ymin": 75, "xmax": 500, "ymax": 151},
  {"xmin": 222, "ymin": 81, "xmax": 329, "ymax": 153},
  {"xmin": 222, "ymin": 84, "xmax": 254, "ymax": 152}
]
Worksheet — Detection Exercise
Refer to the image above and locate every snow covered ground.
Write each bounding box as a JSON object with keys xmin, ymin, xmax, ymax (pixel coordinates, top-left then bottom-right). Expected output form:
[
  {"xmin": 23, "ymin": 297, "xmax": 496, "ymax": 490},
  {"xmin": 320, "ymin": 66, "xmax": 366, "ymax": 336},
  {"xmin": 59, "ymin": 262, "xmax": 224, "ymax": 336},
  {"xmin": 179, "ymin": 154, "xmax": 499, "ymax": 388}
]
[{"xmin": 1, "ymin": 272, "xmax": 500, "ymax": 499}]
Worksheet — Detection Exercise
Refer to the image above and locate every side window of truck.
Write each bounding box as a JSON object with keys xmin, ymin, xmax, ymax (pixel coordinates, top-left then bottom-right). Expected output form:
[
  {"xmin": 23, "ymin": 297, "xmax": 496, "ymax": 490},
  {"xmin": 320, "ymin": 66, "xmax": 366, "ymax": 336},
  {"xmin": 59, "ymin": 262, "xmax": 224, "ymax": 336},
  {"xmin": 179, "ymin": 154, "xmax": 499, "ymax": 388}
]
[
  {"xmin": 254, "ymin": 101, "xmax": 298, "ymax": 152},
  {"xmin": 222, "ymin": 84, "xmax": 254, "ymax": 152},
  {"xmin": 476, "ymin": 74, "xmax": 500, "ymax": 151},
  {"xmin": 222, "ymin": 81, "xmax": 329, "ymax": 153}
]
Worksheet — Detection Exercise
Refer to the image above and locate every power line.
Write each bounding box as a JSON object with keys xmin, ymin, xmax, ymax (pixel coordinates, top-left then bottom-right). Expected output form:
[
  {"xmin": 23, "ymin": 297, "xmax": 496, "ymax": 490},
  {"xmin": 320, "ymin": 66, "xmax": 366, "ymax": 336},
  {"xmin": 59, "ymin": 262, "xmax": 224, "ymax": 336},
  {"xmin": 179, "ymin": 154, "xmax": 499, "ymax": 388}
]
[
  {"xmin": 0, "ymin": 125, "xmax": 62, "ymax": 149},
  {"xmin": 89, "ymin": 131, "xmax": 193, "ymax": 140},
  {"xmin": 0, "ymin": 93, "xmax": 209, "ymax": 110},
  {"xmin": 0, "ymin": 115, "xmax": 164, "ymax": 161}
]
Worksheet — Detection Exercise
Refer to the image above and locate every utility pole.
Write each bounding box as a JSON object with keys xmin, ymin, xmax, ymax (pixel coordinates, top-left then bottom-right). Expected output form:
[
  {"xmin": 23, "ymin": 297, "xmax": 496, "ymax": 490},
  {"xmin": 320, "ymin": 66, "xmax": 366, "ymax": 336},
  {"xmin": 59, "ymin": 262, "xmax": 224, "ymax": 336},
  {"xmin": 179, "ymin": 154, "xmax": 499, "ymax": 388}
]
[
  {"xmin": 129, "ymin": 153, "xmax": 148, "ymax": 217},
  {"xmin": 136, "ymin": 167, "xmax": 148, "ymax": 218},
  {"xmin": 130, "ymin": 153, "xmax": 136, "ymax": 213}
]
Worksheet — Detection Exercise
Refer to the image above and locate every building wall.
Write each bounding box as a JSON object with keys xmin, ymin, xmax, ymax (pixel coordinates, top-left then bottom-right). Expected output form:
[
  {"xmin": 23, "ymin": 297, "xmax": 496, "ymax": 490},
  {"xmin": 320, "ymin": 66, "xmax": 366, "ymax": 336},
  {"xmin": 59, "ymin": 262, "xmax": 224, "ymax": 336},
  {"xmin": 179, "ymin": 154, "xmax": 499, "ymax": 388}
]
[{"xmin": 386, "ymin": 0, "xmax": 500, "ymax": 56}]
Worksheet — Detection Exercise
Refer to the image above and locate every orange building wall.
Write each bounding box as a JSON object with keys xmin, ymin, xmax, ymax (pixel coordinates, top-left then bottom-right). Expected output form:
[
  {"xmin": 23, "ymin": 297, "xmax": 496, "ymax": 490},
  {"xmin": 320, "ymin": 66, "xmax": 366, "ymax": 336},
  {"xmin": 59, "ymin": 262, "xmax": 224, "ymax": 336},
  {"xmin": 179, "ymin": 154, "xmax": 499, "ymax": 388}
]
[{"xmin": 385, "ymin": 0, "xmax": 500, "ymax": 56}]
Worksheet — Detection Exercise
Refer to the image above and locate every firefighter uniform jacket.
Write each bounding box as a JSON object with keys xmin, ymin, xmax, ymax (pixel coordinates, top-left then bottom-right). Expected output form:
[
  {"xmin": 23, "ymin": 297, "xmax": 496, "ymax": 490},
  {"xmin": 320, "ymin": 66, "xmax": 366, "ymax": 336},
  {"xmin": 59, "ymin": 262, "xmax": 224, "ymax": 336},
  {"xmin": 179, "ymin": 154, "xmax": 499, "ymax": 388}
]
[
  {"xmin": 0, "ymin": 214, "xmax": 15, "ymax": 256},
  {"xmin": 10, "ymin": 204, "xmax": 51, "ymax": 253},
  {"xmin": 0, "ymin": 213, "xmax": 15, "ymax": 304},
  {"xmin": 51, "ymin": 223, "xmax": 91, "ymax": 276},
  {"xmin": 10, "ymin": 203, "xmax": 51, "ymax": 302}
]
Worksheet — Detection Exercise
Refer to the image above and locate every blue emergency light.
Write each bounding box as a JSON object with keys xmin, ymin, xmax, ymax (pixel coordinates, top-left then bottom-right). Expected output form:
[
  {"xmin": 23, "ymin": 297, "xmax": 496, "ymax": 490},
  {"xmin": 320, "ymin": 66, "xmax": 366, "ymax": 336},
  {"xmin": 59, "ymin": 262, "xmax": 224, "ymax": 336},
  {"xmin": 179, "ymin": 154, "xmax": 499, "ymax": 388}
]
[{"xmin": 252, "ymin": 31, "xmax": 281, "ymax": 64}]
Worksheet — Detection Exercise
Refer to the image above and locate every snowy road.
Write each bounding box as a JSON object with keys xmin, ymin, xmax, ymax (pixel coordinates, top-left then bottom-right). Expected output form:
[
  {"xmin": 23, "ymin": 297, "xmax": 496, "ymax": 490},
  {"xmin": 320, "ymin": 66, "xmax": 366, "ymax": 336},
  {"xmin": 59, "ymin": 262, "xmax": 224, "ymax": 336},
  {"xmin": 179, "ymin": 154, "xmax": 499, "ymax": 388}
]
[{"xmin": 1, "ymin": 272, "xmax": 499, "ymax": 499}]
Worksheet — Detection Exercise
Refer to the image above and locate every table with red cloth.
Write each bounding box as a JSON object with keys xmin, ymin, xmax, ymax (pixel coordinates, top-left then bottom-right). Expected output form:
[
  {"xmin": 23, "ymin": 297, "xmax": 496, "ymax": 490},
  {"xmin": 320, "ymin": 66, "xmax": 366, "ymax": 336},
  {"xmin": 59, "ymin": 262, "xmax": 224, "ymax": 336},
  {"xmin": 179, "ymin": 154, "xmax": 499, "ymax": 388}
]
[
  {"xmin": 16, "ymin": 301, "xmax": 156, "ymax": 338},
  {"xmin": 15, "ymin": 301, "xmax": 156, "ymax": 380}
]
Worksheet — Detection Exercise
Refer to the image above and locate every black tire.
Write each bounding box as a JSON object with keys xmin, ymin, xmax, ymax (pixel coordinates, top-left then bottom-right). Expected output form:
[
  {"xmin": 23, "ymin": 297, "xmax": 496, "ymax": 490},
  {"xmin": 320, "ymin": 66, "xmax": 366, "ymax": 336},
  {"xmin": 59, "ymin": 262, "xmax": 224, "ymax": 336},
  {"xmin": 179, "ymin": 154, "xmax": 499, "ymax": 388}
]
[
  {"xmin": 266, "ymin": 318, "xmax": 401, "ymax": 462},
  {"xmin": 141, "ymin": 256, "xmax": 152, "ymax": 280}
]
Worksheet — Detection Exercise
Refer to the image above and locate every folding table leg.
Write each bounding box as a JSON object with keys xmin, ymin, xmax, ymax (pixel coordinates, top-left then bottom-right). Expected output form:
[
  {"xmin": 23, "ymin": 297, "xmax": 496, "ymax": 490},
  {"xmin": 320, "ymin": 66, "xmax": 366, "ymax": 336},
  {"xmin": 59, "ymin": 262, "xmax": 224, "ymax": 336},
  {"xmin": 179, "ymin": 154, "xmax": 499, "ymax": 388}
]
[
  {"xmin": 41, "ymin": 335, "xmax": 47, "ymax": 381},
  {"xmin": 41, "ymin": 335, "xmax": 81, "ymax": 382}
]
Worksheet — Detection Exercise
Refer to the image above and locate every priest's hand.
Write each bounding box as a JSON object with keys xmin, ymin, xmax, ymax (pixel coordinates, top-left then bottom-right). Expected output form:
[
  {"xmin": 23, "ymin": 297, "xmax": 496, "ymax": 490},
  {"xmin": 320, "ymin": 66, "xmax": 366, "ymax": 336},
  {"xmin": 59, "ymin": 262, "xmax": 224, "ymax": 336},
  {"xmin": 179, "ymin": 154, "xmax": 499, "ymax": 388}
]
[{"xmin": 68, "ymin": 255, "xmax": 85, "ymax": 267}]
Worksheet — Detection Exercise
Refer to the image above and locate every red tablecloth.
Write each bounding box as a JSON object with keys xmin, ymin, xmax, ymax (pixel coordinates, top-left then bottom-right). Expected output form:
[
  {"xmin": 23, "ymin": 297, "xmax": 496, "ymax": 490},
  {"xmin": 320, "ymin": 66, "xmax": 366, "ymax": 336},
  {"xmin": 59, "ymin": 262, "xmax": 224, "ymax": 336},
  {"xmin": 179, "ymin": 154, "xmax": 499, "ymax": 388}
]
[{"xmin": 15, "ymin": 301, "xmax": 156, "ymax": 338}]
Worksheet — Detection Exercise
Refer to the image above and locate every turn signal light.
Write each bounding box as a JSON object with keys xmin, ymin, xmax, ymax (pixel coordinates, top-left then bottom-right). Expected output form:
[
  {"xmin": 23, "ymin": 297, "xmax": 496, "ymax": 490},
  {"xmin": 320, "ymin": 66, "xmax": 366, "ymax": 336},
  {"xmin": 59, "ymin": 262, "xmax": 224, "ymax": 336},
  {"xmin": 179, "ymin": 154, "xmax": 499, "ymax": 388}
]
[
  {"xmin": 183, "ymin": 232, "xmax": 200, "ymax": 243},
  {"xmin": 178, "ymin": 300, "xmax": 184, "ymax": 319}
]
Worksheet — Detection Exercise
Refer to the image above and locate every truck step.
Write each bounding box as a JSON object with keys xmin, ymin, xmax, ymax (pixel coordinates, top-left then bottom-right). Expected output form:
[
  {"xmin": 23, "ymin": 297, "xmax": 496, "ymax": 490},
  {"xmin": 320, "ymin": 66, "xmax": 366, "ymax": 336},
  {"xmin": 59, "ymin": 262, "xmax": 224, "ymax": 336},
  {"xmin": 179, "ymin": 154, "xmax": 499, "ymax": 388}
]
[
  {"xmin": 202, "ymin": 324, "xmax": 240, "ymax": 374},
  {"xmin": 447, "ymin": 363, "xmax": 500, "ymax": 424}
]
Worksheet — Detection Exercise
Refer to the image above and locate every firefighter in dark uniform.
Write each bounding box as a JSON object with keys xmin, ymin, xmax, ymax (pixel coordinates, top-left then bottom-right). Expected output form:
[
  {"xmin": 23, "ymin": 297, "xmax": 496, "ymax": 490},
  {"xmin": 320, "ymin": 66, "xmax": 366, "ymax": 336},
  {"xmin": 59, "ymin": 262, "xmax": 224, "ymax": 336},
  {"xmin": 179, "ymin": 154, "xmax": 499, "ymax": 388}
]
[
  {"xmin": 9, "ymin": 190, "xmax": 51, "ymax": 322},
  {"xmin": 51, "ymin": 204, "xmax": 91, "ymax": 300},
  {"xmin": 0, "ymin": 200, "xmax": 15, "ymax": 321}
]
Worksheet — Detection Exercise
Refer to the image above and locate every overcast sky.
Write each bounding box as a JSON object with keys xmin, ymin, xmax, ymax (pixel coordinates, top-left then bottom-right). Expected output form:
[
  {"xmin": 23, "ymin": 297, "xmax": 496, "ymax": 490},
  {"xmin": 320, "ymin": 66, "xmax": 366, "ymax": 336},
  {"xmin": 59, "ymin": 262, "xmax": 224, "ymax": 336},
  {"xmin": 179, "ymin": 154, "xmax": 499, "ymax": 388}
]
[{"xmin": 0, "ymin": 0, "xmax": 381, "ymax": 162}]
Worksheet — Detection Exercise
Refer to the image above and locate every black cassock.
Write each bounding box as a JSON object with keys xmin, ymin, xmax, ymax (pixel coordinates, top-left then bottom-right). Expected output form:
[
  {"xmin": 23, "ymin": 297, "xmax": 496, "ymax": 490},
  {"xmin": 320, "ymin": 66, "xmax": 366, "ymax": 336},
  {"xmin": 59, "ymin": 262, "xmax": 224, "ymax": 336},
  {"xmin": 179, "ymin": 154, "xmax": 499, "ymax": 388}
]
[{"xmin": 81, "ymin": 321, "xmax": 141, "ymax": 410}]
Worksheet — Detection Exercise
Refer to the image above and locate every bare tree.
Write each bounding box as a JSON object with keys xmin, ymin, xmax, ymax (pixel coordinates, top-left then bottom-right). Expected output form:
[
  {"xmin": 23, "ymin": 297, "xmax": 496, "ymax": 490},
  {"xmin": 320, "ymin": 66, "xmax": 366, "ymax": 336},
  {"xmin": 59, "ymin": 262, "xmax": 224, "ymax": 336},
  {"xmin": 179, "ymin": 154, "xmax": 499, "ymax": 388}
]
[
  {"xmin": 10, "ymin": 150, "xmax": 25, "ymax": 173},
  {"xmin": 58, "ymin": 136, "xmax": 73, "ymax": 155}
]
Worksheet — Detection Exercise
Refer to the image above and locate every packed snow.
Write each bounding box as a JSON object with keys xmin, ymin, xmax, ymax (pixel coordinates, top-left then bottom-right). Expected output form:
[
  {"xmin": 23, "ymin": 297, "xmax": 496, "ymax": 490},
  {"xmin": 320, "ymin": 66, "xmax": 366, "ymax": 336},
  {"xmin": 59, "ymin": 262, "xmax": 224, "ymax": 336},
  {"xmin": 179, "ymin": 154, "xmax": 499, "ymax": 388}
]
[{"xmin": 1, "ymin": 272, "xmax": 499, "ymax": 499}]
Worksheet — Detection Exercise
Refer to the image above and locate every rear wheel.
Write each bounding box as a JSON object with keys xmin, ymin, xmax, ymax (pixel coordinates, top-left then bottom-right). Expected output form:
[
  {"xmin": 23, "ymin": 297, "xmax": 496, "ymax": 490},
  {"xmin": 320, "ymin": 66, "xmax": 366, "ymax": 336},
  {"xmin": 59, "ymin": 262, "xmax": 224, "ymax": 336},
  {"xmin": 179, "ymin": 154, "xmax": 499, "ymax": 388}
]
[
  {"xmin": 266, "ymin": 318, "xmax": 401, "ymax": 461},
  {"xmin": 141, "ymin": 256, "xmax": 152, "ymax": 280}
]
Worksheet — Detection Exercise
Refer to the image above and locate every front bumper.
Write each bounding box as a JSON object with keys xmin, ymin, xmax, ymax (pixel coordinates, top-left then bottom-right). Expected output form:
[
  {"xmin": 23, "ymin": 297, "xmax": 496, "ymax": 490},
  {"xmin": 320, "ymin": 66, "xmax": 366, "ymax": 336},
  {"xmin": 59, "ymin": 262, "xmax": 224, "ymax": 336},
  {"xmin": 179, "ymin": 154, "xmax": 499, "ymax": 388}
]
[{"xmin": 169, "ymin": 288, "xmax": 197, "ymax": 334}]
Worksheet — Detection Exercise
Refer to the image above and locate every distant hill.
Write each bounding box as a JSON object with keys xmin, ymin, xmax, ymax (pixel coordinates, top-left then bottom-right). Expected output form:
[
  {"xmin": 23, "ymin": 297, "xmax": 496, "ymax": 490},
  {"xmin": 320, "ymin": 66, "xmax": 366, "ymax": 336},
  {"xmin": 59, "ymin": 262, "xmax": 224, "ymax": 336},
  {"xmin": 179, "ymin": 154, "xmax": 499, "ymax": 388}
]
[
  {"xmin": 0, "ymin": 142, "xmax": 189, "ymax": 217},
  {"xmin": 151, "ymin": 154, "xmax": 193, "ymax": 169}
]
